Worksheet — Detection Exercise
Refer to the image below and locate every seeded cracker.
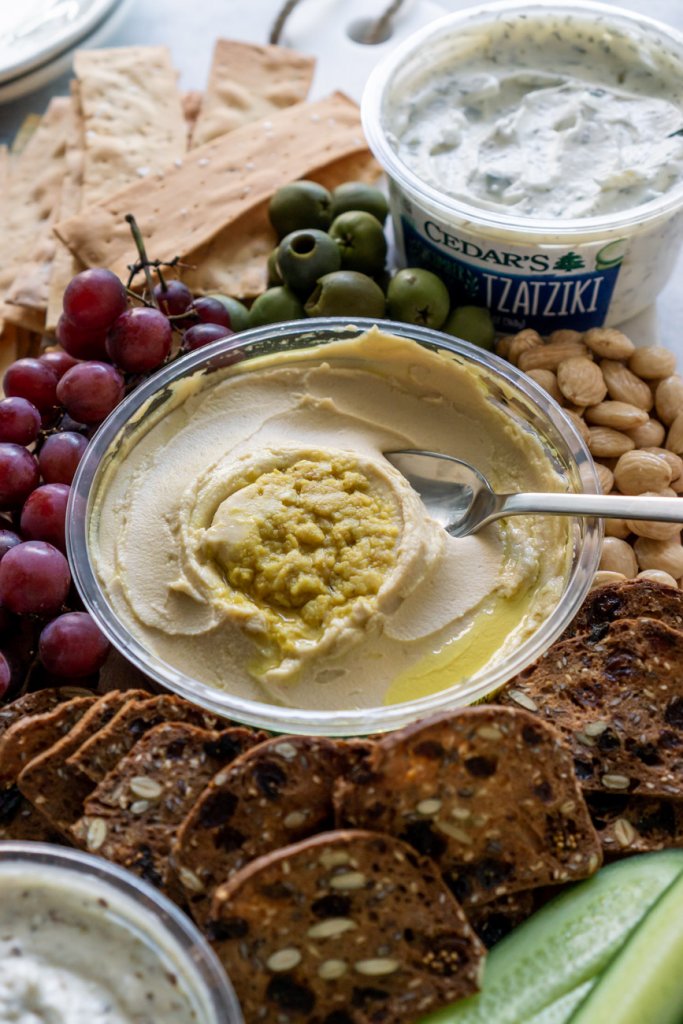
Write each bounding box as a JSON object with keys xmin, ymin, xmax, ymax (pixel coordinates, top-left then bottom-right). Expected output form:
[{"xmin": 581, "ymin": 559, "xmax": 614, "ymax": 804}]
[
  {"xmin": 500, "ymin": 617, "xmax": 683, "ymax": 799},
  {"xmin": 171, "ymin": 735, "xmax": 350, "ymax": 926},
  {"xmin": 0, "ymin": 696, "xmax": 96, "ymax": 787},
  {"xmin": 586, "ymin": 791, "xmax": 683, "ymax": 857},
  {"xmin": 465, "ymin": 890, "xmax": 536, "ymax": 949},
  {"xmin": 209, "ymin": 829, "xmax": 485, "ymax": 1024},
  {"xmin": 335, "ymin": 707, "xmax": 601, "ymax": 907},
  {"xmin": 71, "ymin": 722, "xmax": 263, "ymax": 889},
  {"xmin": 562, "ymin": 578, "xmax": 683, "ymax": 640}
]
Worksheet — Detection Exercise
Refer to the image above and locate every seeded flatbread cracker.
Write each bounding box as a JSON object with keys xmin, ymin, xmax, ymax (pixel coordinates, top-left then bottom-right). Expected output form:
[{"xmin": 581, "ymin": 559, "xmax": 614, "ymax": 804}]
[
  {"xmin": 466, "ymin": 890, "xmax": 536, "ymax": 949},
  {"xmin": 0, "ymin": 687, "xmax": 89, "ymax": 739},
  {"xmin": 46, "ymin": 89, "xmax": 85, "ymax": 332},
  {"xmin": 0, "ymin": 695, "xmax": 97, "ymax": 786},
  {"xmin": 72, "ymin": 723, "xmax": 262, "ymax": 889},
  {"xmin": 65, "ymin": 693, "xmax": 227, "ymax": 784},
  {"xmin": 171, "ymin": 735, "xmax": 349, "ymax": 925},
  {"xmin": 209, "ymin": 829, "xmax": 485, "ymax": 1024},
  {"xmin": 17, "ymin": 689, "xmax": 146, "ymax": 838},
  {"xmin": 0, "ymin": 789, "xmax": 62, "ymax": 843},
  {"xmin": 500, "ymin": 617, "xmax": 683, "ymax": 799},
  {"xmin": 335, "ymin": 707, "xmax": 602, "ymax": 907},
  {"xmin": 586, "ymin": 792, "xmax": 683, "ymax": 858},
  {"xmin": 55, "ymin": 94, "xmax": 370, "ymax": 285},
  {"xmin": 563, "ymin": 578, "xmax": 683, "ymax": 640},
  {"xmin": 191, "ymin": 40, "xmax": 315, "ymax": 148}
]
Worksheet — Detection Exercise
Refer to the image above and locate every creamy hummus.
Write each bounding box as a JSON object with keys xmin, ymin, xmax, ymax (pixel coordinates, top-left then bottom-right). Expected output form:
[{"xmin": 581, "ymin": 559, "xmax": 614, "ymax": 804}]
[
  {"xmin": 390, "ymin": 12, "xmax": 683, "ymax": 219},
  {"xmin": 91, "ymin": 328, "xmax": 571, "ymax": 710},
  {"xmin": 0, "ymin": 868, "xmax": 202, "ymax": 1024}
]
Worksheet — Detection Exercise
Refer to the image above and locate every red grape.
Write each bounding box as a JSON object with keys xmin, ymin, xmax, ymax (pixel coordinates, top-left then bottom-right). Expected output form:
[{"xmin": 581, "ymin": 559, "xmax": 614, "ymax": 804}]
[
  {"xmin": 0, "ymin": 540, "xmax": 70, "ymax": 615},
  {"xmin": 57, "ymin": 313, "xmax": 109, "ymax": 361},
  {"xmin": 3, "ymin": 358, "xmax": 58, "ymax": 412},
  {"xmin": 39, "ymin": 432, "xmax": 88, "ymax": 485},
  {"xmin": 0, "ymin": 444, "xmax": 39, "ymax": 509},
  {"xmin": 39, "ymin": 611, "xmax": 110, "ymax": 677},
  {"xmin": 20, "ymin": 483, "xmax": 70, "ymax": 552},
  {"xmin": 40, "ymin": 348, "xmax": 79, "ymax": 379},
  {"xmin": 0, "ymin": 397, "xmax": 41, "ymax": 445},
  {"xmin": 154, "ymin": 279, "xmax": 193, "ymax": 316},
  {"xmin": 0, "ymin": 530, "xmax": 21, "ymax": 562},
  {"xmin": 183, "ymin": 323, "xmax": 234, "ymax": 351},
  {"xmin": 0, "ymin": 651, "xmax": 9, "ymax": 698},
  {"xmin": 63, "ymin": 268, "xmax": 127, "ymax": 333},
  {"xmin": 190, "ymin": 296, "xmax": 232, "ymax": 328},
  {"xmin": 56, "ymin": 362, "xmax": 125, "ymax": 424},
  {"xmin": 106, "ymin": 307, "xmax": 173, "ymax": 373}
]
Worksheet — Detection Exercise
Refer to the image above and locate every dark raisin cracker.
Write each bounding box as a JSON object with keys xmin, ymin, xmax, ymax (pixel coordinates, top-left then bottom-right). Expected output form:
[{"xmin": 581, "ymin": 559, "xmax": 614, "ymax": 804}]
[
  {"xmin": 71, "ymin": 723, "xmax": 261, "ymax": 889},
  {"xmin": 0, "ymin": 790, "xmax": 62, "ymax": 843},
  {"xmin": 0, "ymin": 687, "xmax": 91, "ymax": 741},
  {"xmin": 586, "ymin": 792, "xmax": 683, "ymax": 858},
  {"xmin": 563, "ymin": 579, "xmax": 683, "ymax": 641},
  {"xmin": 65, "ymin": 694, "xmax": 228, "ymax": 784},
  {"xmin": 0, "ymin": 696, "xmax": 97, "ymax": 786},
  {"xmin": 209, "ymin": 829, "xmax": 485, "ymax": 1024},
  {"xmin": 335, "ymin": 707, "xmax": 601, "ymax": 907},
  {"xmin": 500, "ymin": 617, "xmax": 683, "ymax": 799},
  {"xmin": 465, "ymin": 890, "xmax": 536, "ymax": 949},
  {"xmin": 171, "ymin": 735, "xmax": 350, "ymax": 926},
  {"xmin": 17, "ymin": 690, "xmax": 145, "ymax": 838}
]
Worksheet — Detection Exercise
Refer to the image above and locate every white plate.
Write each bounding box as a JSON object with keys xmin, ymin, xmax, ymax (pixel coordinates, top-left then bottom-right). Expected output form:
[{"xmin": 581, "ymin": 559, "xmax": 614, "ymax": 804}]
[{"xmin": 0, "ymin": 0, "xmax": 124, "ymax": 85}]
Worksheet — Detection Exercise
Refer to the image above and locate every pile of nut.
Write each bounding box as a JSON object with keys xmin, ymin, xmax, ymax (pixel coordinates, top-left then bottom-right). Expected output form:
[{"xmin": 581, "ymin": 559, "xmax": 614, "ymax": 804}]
[{"xmin": 497, "ymin": 327, "xmax": 683, "ymax": 590}]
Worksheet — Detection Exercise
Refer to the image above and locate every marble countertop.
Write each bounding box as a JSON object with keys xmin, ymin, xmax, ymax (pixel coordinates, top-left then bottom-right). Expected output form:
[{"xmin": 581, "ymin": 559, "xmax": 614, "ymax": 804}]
[{"xmin": 1, "ymin": 0, "xmax": 682, "ymax": 353}]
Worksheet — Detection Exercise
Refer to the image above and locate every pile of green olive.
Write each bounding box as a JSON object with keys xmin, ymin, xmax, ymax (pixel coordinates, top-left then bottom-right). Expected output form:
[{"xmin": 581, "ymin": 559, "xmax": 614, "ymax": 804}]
[{"xmin": 223, "ymin": 180, "xmax": 495, "ymax": 349}]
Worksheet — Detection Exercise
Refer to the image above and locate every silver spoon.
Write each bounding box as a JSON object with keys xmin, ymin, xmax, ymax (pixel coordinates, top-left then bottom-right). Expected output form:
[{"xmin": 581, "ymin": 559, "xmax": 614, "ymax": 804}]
[{"xmin": 385, "ymin": 449, "xmax": 683, "ymax": 539}]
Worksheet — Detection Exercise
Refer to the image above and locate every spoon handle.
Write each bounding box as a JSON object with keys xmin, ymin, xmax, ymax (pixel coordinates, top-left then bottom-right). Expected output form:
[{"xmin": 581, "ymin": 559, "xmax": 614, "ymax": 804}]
[{"xmin": 500, "ymin": 492, "xmax": 683, "ymax": 523}]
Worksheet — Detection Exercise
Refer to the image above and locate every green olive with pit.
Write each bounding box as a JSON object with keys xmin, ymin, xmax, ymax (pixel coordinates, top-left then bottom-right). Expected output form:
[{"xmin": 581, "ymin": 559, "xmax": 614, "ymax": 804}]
[
  {"xmin": 276, "ymin": 229, "xmax": 342, "ymax": 296},
  {"xmin": 248, "ymin": 286, "xmax": 305, "ymax": 327},
  {"xmin": 268, "ymin": 180, "xmax": 333, "ymax": 239},
  {"xmin": 206, "ymin": 294, "xmax": 250, "ymax": 332},
  {"xmin": 443, "ymin": 305, "xmax": 496, "ymax": 349},
  {"xmin": 386, "ymin": 268, "xmax": 450, "ymax": 329},
  {"xmin": 267, "ymin": 249, "xmax": 284, "ymax": 287},
  {"xmin": 328, "ymin": 210, "xmax": 387, "ymax": 277},
  {"xmin": 330, "ymin": 182, "xmax": 389, "ymax": 223},
  {"xmin": 304, "ymin": 270, "xmax": 386, "ymax": 318}
]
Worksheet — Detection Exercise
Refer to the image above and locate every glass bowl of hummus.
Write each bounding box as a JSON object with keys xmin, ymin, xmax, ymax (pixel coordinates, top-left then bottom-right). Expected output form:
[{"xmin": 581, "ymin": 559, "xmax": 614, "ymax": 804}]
[
  {"xmin": 362, "ymin": 0, "xmax": 683, "ymax": 335},
  {"xmin": 68, "ymin": 318, "xmax": 601, "ymax": 735},
  {"xmin": 0, "ymin": 841, "xmax": 242, "ymax": 1023}
]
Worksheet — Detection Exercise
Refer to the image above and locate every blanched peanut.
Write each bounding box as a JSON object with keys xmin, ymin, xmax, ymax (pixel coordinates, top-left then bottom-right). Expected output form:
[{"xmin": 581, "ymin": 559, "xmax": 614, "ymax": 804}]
[
  {"xmin": 583, "ymin": 327, "xmax": 635, "ymax": 360},
  {"xmin": 666, "ymin": 411, "xmax": 683, "ymax": 455},
  {"xmin": 548, "ymin": 329, "xmax": 584, "ymax": 345},
  {"xmin": 600, "ymin": 360, "xmax": 653, "ymax": 410},
  {"xmin": 585, "ymin": 401, "xmax": 649, "ymax": 431},
  {"xmin": 518, "ymin": 341, "xmax": 589, "ymax": 373},
  {"xmin": 641, "ymin": 447, "xmax": 683, "ymax": 483},
  {"xmin": 613, "ymin": 450, "xmax": 673, "ymax": 495},
  {"xmin": 671, "ymin": 475, "xmax": 683, "ymax": 494},
  {"xmin": 507, "ymin": 330, "xmax": 543, "ymax": 366},
  {"xmin": 654, "ymin": 375, "xmax": 683, "ymax": 425},
  {"xmin": 588, "ymin": 426, "xmax": 635, "ymax": 458},
  {"xmin": 625, "ymin": 417, "xmax": 666, "ymax": 448},
  {"xmin": 591, "ymin": 570, "xmax": 627, "ymax": 590},
  {"xmin": 527, "ymin": 369, "xmax": 562, "ymax": 403},
  {"xmin": 600, "ymin": 537, "xmax": 638, "ymax": 577},
  {"xmin": 564, "ymin": 409, "xmax": 591, "ymax": 445},
  {"xmin": 557, "ymin": 357, "xmax": 607, "ymax": 407},
  {"xmin": 634, "ymin": 535, "xmax": 683, "ymax": 578},
  {"xmin": 628, "ymin": 346, "xmax": 677, "ymax": 380},
  {"xmin": 604, "ymin": 518, "xmax": 631, "ymax": 539},
  {"xmin": 594, "ymin": 463, "xmax": 614, "ymax": 493},
  {"xmin": 626, "ymin": 492, "xmax": 683, "ymax": 541},
  {"xmin": 637, "ymin": 569, "xmax": 679, "ymax": 588}
]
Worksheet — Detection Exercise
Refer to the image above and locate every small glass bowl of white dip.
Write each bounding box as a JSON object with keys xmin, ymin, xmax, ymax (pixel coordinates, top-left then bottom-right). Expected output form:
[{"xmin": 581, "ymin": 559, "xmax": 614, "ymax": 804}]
[
  {"xmin": 67, "ymin": 318, "xmax": 601, "ymax": 736},
  {"xmin": 0, "ymin": 842, "xmax": 243, "ymax": 1024},
  {"xmin": 362, "ymin": 0, "xmax": 683, "ymax": 334}
]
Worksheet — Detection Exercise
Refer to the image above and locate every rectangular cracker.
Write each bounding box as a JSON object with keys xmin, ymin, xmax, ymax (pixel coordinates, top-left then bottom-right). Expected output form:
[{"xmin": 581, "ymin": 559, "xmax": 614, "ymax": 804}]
[
  {"xmin": 54, "ymin": 94, "xmax": 370, "ymax": 285},
  {"xmin": 46, "ymin": 90, "xmax": 86, "ymax": 331},
  {"xmin": 191, "ymin": 40, "xmax": 315, "ymax": 147},
  {"xmin": 74, "ymin": 46, "xmax": 187, "ymax": 206}
]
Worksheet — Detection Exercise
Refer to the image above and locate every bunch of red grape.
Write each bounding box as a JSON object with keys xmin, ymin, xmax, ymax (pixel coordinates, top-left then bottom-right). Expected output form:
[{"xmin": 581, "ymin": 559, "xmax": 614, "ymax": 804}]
[{"xmin": 0, "ymin": 267, "xmax": 238, "ymax": 702}]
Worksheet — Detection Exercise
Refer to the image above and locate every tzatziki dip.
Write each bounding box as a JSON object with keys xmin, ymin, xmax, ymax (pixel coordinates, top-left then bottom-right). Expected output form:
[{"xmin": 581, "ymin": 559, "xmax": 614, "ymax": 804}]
[{"xmin": 391, "ymin": 10, "xmax": 683, "ymax": 220}]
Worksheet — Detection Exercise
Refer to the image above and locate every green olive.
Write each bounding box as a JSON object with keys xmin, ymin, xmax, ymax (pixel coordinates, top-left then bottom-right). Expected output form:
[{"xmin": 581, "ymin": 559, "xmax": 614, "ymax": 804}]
[
  {"xmin": 330, "ymin": 182, "xmax": 389, "ymax": 223},
  {"xmin": 248, "ymin": 287, "xmax": 305, "ymax": 327},
  {"xmin": 276, "ymin": 229, "xmax": 341, "ymax": 296},
  {"xmin": 304, "ymin": 270, "xmax": 386, "ymax": 318},
  {"xmin": 328, "ymin": 211, "xmax": 387, "ymax": 277},
  {"xmin": 386, "ymin": 268, "xmax": 450, "ymax": 329},
  {"xmin": 443, "ymin": 305, "xmax": 496, "ymax": 349},
  {"xmin": 267, "ymin": 249, "xmax": 284, "ymax": 287},
  {"xmin": 206, "ymin": 294, "xmax": 250, "ymax": 332},
  {"xmin": 268, "ymin": 180, "xmax": 333, "ymax": 239}
]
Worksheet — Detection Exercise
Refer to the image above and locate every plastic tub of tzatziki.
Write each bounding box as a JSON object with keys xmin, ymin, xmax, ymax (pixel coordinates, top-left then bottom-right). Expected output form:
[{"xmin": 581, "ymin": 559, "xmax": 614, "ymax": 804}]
[{"xmin": 362, "ymin": 0, "xmax": 683, "ymax": 335}]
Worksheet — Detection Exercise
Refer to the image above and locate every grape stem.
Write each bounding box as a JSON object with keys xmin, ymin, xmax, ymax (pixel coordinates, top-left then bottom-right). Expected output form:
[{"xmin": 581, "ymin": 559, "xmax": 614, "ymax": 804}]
[{"xmin": 125, "ymin": 214, "xmax": 159, "ymax": 308}]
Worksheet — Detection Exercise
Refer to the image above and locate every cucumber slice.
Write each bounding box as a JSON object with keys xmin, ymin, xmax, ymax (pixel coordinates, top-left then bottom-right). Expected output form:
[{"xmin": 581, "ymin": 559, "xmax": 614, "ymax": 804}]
[
  {"xmin": 566, "ymin": 869, "xmax": 683, "ymax": 1024},
  {"xmin": 421, "ymin": 852, "xmax": 683, "ymax": 1024},
  {"xmin": 525, "ymin": 982, "xmax": 595, "ymax": 1024}
]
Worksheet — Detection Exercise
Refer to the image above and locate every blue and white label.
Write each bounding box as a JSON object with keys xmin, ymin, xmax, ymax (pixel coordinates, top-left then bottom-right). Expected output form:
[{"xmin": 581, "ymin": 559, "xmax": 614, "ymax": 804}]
[{"xmin": 398, "ymin": 216, "xmax": 626, "ymax": 335}]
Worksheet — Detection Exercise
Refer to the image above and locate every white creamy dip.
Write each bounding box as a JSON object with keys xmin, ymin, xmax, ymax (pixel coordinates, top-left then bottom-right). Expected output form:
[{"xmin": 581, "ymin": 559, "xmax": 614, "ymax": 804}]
[
  {"xmin": 391, "ymin": 13, "xmax": 683, "ymax": 219},
  {"xmin": 0, "ymin": 869, "xmax": 203, "ymax": 1024}
]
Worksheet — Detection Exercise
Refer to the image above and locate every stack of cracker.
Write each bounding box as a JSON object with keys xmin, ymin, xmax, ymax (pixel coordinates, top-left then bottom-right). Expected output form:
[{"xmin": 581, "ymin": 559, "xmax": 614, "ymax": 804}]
[{"xmin": 0, "ymin": 38, "xmax": 379, "ymax": 370}]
